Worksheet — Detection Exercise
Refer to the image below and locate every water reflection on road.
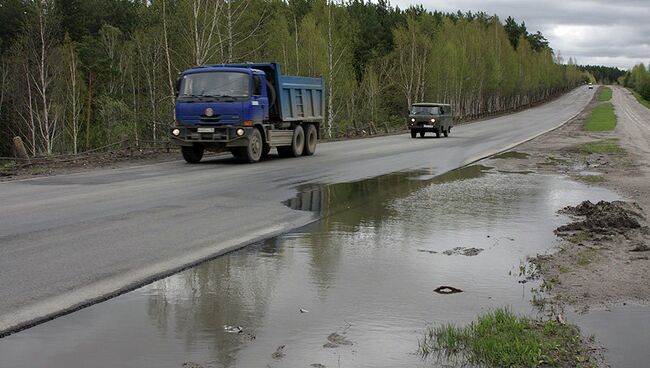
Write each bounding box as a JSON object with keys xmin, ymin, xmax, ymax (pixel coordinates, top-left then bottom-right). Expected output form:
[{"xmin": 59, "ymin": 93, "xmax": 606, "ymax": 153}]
[{"xmin": 0, "ymin": 167, "xmax": 619, "ymax": 368}]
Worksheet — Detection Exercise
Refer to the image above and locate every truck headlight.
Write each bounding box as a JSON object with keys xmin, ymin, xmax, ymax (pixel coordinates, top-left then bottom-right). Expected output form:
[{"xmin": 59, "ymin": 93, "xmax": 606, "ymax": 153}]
[
  {"xmin": 430, "ymin": 118, "xmax": 436, "ymax": 123},
  {"xmin": 410, "ymin": 118, "xmax": 415, "ymax": 123},
  {"xmin": 236, "ymin": 128, "xmax": 245, "ymax": 137},
  {"xmin": 172, "ymin": 128, "xmax": 181, "ymax": 136}
]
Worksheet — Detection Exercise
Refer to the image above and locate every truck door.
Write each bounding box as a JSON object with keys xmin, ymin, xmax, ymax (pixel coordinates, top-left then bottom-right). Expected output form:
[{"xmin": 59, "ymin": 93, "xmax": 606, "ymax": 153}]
[{"xmin": 251, "ymin": 74, "xmax": 268, "ymax": 122}]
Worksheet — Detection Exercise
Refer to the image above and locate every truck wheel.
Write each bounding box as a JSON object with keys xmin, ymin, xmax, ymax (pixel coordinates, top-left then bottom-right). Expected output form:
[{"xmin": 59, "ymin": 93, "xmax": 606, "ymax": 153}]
[
  {"xmin": 443, "ymin": 127, "xmax": 449, "ymax": 137},
  {"xmin": 243, "ymin": 129, "xmax": 263, "ymax": 163},
  {"xmin": 303, "ymin": 124, "xmax": 317, "ymax": 156},
  {"xmin": 288, "ymin": 125, "xmax": 304, "ymax": 157},
  {"xmin": 435, "ymin": 129, "xmax": 441, "ymax": 138},
  {"xmin": 419, "ymin": 131, "xmax": 425, "ymax": 138},
  {"xmin": 410, "ymin": 130, "xmax": 417, "ymax": 138},
  {"xmin": 181, "ymin": 145, "xmax": 204, "ymax": 163}
]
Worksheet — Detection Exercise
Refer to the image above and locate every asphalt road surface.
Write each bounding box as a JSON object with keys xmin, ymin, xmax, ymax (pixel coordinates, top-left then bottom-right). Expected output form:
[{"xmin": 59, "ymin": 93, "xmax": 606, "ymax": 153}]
[{"xmin": 0, "ymin": 87, "xmax": 594, "ymax": 335}]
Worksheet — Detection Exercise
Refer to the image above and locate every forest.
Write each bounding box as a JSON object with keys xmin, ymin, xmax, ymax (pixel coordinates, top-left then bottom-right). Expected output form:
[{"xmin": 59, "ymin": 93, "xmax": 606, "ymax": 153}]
[
  {"xmin": 0, "ymin": 0, "xmax": 586, "ymax": 157},
  {"xmin": 621, "ymin": 63, "xmax": 650, "ymax": 101}
]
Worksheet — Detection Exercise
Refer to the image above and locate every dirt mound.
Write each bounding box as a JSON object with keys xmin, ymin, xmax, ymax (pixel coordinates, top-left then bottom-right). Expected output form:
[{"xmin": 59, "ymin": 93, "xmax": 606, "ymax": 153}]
[{"xmin": 557, "ymin": 200, "xmax": 644, "ymax": 234}]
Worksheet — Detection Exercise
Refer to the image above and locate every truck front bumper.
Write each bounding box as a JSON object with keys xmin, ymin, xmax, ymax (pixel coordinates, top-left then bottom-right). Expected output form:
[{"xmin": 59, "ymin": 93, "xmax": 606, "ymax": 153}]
[{"xmin": 170, "ymin": 126, "xmax": 252, "ymax": 147}]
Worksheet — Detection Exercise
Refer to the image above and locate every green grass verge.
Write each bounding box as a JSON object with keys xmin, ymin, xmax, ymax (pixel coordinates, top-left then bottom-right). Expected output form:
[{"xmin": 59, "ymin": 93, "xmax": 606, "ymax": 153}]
[
  {"xmin": 419, "ymin": 308, "xmax": 590, "ymax": 367},
  {"xmin": 584, "ymin": 102, "xmax": 616, "ymax": 131},
  {"xmin": 597, "ymin": 87, "xmax": 612, "ymax": 101},
  {"xmin": 0, "ymin": 161, "xmax": 17, "ymax": 176},
  {"xmin": 629, "ymin": 88, "xmax": 650, "ymax": 110},
  {"xmin": 577, "ymin": 174, "xmax": 606, "ymax": 184},
  {"xmin": 578, "ymin": 139, "xmax": 624, "ymax": 154}
]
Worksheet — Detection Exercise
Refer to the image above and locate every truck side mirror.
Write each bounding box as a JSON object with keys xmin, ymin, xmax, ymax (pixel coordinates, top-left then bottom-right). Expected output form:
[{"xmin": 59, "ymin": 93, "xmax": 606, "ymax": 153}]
[{"xmin": 175, "ymin": 77, "xmax": 182, "ymax": 97}]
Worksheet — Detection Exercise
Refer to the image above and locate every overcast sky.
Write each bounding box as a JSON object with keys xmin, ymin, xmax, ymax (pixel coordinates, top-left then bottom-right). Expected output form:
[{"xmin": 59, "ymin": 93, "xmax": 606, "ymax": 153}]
[{"xmin": 388, "ymin": 0, "xmax": 650, "ymax": 70}]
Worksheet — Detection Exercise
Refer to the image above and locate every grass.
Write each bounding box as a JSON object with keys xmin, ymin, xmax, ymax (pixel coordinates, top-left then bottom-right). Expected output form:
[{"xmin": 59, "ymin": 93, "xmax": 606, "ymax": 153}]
[
  {"xmin": 494, "ymin": 151, "xmax": 530, "ymax": 159},
  {"xmin": 568, "ymin": 231, "xmax": 591, "ymax": 243},
  {"xmin": 575, "ymin": 249, "xmax": 596, "ymax": 267},
  {"xmin": 629, "ymin": 88, "xmax": 650, "ymax": 110},
  {"xmin": 578, "ymin": 139, "xmax": 624, "ymax": 154},
  {"xmin": 0, "ymin": 161, "xmax": 17, "ymax": 176},
  {"xmin": 419, "ymin": 308, "xmax": 590, "ymax": 367},
  {"xmin": 583, "ymin": 102, "xmax": 617, "ymax": 131},
  {"xmin": 577, "ymin": 175, "xmax": 605, "ymax": 183},
  {"xmin": 597, "ymin": 87, "xmax": 612, "ymax": 101}
]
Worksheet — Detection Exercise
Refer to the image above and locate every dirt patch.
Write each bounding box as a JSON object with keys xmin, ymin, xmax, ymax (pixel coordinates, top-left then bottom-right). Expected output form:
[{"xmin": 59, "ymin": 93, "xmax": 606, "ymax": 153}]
[
  {"xmin": 556, "ymin": 200, "xmax": 643, "ymax": 233},
  {"xmin": 484, "ymin": 86, "xmax": 650, "ymax": 311},
  {"xmin": 441, "ymin": 247, "xmax": 484, "ymax": 256}
]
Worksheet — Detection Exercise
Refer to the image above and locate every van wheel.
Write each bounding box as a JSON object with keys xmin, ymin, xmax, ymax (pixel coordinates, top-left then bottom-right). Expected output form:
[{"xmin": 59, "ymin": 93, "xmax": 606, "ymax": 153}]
[
  {"xmin": 303, "ymin": 124, "xmax": 317, "ymax": 156},
  {"xmin": 410, "ymin": 130, "xmax": 417, "ymax": 138},
  {"xmin": 443, "ymin": 127, "xmax": 449, "ymax": 137},
  {"xmin": 182, "ymin": 145, "xmax": 204, "ymax": 163},
  {"xmin": 243, "ymin": 129, "xmax": 263, "ymax": 163},
  {"xmin": 436, "ymin": 129, "xmax": 441, "ymax": 138},
  {"xmin": 419, "ymin": 131, "xmax": 426, "ymax": 138}
]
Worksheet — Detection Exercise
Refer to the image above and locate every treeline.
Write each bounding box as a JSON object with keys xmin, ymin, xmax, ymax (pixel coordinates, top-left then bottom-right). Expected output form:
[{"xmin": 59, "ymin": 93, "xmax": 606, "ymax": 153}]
[
  {"xmin": 620, "ymin": 63, "xmax": 650, "ymax": 101},
  {"xmin": 0, "ymin": 0, "xmax": 586, "ymax": 157},
  {"xmin": 579, "ymin": 65, "xmax": 625, "ymax": 84}
]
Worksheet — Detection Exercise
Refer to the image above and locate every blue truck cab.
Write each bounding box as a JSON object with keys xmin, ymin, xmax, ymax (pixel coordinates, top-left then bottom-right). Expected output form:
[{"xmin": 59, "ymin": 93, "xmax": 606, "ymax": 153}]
[{"xmin": 170, "ymin": 62, "xmax": 325, "ymax": 163}]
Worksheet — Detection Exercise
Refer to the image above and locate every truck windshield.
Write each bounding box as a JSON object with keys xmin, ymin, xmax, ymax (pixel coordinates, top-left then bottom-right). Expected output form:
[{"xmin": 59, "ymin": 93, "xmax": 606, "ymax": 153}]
[
  {"xmin": 411, "ymin": 106, "xmax": 440, "ymax": 115},
  {"xmin": 179, "ymin": 72, "xmax": 250, "ymax": 98}
]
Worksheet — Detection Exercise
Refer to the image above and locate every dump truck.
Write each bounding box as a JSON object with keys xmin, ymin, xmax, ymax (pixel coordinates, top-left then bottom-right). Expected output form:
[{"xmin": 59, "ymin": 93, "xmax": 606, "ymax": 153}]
[{"xmin": 170, "ymin": 63, "xmax": 325, "ymax": 163}]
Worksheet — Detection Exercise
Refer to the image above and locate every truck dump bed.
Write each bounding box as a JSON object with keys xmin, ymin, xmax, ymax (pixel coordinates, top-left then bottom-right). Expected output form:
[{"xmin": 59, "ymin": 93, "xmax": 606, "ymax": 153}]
[{"xmin": 210, "ymin": 63, "xmax": 325, "ymax": 123}]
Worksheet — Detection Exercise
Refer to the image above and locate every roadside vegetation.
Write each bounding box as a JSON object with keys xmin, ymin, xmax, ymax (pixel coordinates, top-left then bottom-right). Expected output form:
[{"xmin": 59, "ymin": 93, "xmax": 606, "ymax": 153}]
[
  {"xmin": 578, "ymin": 139, "xmax": 623, "ymax": 154},
  {"xmin": 620, "ymin": 62, "xmax": 650, "ymax": 104},
  {"xmin": 419, "ymin": 308, "xmax": 592, "ymax": 367},
  {"xmin": 629, "ymin": 89, "xmax": 650, "ymax": 110},
  {"xmin": 0, "ymin": 0, "xmax": 587, "ymax": 159},
  {"xmin": 583, "ymin": 102, "xmax": 617, "ymax": 131},
  {"xmin": 596, "ymin": 87, "xmax": 612, "ymax": 101}
]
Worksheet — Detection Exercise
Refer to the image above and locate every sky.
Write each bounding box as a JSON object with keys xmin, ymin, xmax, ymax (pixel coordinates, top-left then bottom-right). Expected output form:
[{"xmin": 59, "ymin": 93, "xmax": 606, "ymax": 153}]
[{"xmin": 388, "ymin": 0, "xmax": 650, "ymax": 70}]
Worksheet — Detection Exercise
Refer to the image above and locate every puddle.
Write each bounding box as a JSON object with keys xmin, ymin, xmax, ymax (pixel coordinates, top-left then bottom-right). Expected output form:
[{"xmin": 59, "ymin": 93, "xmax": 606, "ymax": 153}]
[
  {"xmin": 0, "ymin": 169, "xmax": 619, "ymax": 368},
  {"xmin": 569, "ymin": 304, "xmax": 650, "ymax": 368}
]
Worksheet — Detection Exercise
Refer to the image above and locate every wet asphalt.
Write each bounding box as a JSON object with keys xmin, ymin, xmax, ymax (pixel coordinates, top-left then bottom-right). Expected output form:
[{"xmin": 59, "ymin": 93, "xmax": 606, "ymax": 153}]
[{"xmin": 0, "ymin": 87, "xmax": 594, "ymax": 335}]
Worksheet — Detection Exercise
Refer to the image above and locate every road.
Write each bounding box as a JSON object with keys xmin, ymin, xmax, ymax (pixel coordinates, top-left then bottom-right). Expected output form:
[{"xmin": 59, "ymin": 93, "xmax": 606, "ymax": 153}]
[{"xmin": 0, "ymin": 87, "xmax": 594, "ymax": 335}]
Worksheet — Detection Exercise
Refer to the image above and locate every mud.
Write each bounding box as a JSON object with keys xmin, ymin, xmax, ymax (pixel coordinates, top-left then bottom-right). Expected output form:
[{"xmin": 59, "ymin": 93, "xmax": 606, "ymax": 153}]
[
  {"xmin": 556, "ymin": 200, "xmax": 644, "ymax": 234},
  {"xmin": 441, "ymin": 247, "xmax": 484, "ymax": 256}
]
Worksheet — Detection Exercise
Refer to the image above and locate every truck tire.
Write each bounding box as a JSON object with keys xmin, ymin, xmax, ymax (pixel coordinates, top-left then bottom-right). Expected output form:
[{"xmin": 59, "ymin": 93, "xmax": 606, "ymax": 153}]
[
  {"xmin": 443, "ymin": 127, "xmax": 449, "ymax": 137},
  {"xmin": 411, "ymin": 130, "xmax": 417, "ymax": 138},
  {"xmin": 302, "ymin": 124, "xmax": 317, "ymax": 156},
  {"xmin": 182, "ymin": 145, "xmax": 204, "ymax": 163},
  {"xmin": 243, "ymin": 129, "xmax": 263, "ymax": 163},
  {"xmin": 279, "ymin": 125, "xmax": 304, "ymax": 157},
  {"xmin": 435, "ymin": 129, "xmax": 441, "ymax": 138}
]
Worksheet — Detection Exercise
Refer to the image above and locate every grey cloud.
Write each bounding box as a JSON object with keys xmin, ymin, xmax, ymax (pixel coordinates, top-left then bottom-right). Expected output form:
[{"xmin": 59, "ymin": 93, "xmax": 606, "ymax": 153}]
[{"xmin": 388, "ymin": 0, "xmax": 650, "ymax": 69}]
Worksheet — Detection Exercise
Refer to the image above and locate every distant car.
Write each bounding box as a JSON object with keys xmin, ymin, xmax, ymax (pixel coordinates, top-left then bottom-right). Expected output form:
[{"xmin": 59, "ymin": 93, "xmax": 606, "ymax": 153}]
[
  {"xmin": 408, "ymin": 103, "xmax": 453, "ymax": 138},
  {"xmin": 588, "ymin": 82, "xmax": 594, "ymax": 89}
]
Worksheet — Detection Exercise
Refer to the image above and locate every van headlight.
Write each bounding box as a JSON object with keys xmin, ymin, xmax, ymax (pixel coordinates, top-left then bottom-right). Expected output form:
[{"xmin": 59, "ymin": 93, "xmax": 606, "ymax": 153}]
[
  {"xmin": 410, "ymin": 118, "xmax": 415, "ymax": 123},
  {"xmin": 430, "ymin": 118, "xmax": 436, "ymax": 123}
]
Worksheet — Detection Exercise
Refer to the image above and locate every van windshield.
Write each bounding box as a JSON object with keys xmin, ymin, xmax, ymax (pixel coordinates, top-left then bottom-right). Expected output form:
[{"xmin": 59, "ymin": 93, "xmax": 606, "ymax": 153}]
[
  {"xmin": 179, "ymin": 72, "xmax": 250, "ymax": 98},
  {"xmin": 411, "ymin": 106, "xmax": 440, "ymax": 115}
]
